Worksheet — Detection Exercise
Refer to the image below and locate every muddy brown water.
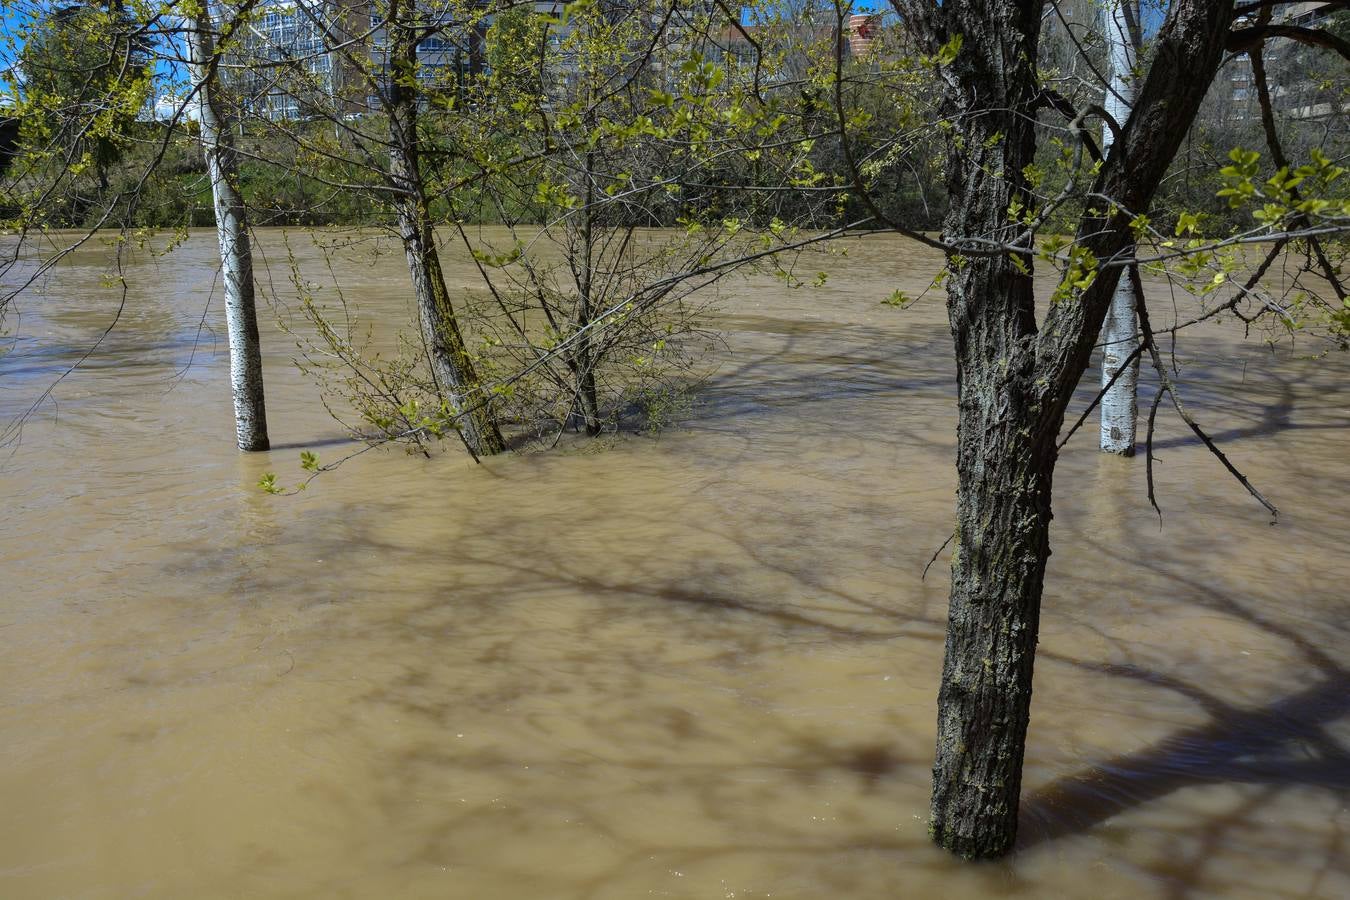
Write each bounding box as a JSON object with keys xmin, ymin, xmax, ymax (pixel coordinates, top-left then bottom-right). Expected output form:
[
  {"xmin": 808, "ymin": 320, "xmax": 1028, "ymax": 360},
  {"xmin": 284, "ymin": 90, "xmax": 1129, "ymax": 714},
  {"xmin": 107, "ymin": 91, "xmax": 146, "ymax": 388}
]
[{"xmin": 1, "ymin": 229, "xmax": 1347, "ymax": 899}]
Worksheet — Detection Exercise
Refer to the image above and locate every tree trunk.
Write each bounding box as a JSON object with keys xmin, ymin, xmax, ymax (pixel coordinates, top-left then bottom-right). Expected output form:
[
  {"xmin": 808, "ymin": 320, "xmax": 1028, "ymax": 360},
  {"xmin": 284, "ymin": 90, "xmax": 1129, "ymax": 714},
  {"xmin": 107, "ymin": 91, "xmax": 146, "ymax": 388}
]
[
  {"xmin": 386, "ymin": 14, "xmax": 505, "ymax": 456},
  {"xmin": 928, "ymin": 0, "xmax": 1049, "ymax": 859},
  {"xmin": 576, "ymin": 364, "xmax": 601, "ymax": 435},
  {"xmin": 1099, "ymin": 0, "xmax": 1141, "ymax": 455},
  {"xmin": 574, "ymin": 145, "xmax": 602, "ymax": 436},
  {"xmin": 905, "ymin": 0, "xmax": 1237, "ymax": 860},
  {"xmin": 186, "ymin": 15, "xmax": 269, "ymax": 452},
  {"xmin": 931, "ymin": 360, "xmax": 1055, "ymax": 858}
]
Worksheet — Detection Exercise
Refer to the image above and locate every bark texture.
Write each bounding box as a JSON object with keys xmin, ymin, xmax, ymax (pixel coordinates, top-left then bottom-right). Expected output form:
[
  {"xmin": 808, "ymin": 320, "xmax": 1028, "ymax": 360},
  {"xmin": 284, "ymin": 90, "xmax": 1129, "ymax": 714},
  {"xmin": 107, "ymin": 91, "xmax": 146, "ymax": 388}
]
[
  {"xmin": 901, "ymin": 0, "xmax": 1240, "ymax": 858},
  {"xmin": 187, "ymin": 15, "xmax": 269, "ymax": 452},
  {"xmin": 1098, "ymin": 0, "xmax": 1141, "ymax": 456},
  {"xmin": 386, "ymin": 11, "xmax": 505, "ymax": 456},
  {"xmin": 927, "ymin": 0, "xmax": 1051, "ymax": 859}
]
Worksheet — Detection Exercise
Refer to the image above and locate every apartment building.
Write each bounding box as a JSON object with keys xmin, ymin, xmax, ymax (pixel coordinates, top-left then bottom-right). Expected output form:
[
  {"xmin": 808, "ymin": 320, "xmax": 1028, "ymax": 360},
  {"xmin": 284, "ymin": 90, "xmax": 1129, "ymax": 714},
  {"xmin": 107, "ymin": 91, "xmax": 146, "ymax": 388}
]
[
  {"xmin": 221, "ymin": 0, "xmax": 486, "ymax": 120},
  {"xmin": 1224, "ymin": 2, "xmax": 1345, "ymax": 121},
  {"xmin": 224, "ymin": 2, "xmax": 766, "ymax": 121},
  {"xmin": 221, "ymin": 1, "xmax": 604, "ymax": 120}
]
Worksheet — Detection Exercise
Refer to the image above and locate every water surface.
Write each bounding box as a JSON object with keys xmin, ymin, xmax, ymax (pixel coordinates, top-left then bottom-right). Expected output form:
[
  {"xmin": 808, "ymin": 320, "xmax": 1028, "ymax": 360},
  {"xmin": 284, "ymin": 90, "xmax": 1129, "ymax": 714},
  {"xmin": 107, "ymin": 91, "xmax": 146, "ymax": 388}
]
[{"xmin": 2, "ymin": 229, "xmax": 1347, "ymax": 899}]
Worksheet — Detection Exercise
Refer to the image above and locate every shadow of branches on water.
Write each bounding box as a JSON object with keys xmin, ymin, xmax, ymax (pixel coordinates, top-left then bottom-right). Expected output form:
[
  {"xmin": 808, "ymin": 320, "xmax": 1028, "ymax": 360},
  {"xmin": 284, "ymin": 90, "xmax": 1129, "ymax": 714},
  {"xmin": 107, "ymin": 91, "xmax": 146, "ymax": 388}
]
[
  {"xmin": 1020, "ymin": 520, "xmax": 1350, "ymax": 896},
  {"xmin": 154, "ymin": 294, "xmax": 1350, "ymax": 897},
  {"xmin": 1020, "ymin": 671, "xmax": 1350, "ymax": 839}
]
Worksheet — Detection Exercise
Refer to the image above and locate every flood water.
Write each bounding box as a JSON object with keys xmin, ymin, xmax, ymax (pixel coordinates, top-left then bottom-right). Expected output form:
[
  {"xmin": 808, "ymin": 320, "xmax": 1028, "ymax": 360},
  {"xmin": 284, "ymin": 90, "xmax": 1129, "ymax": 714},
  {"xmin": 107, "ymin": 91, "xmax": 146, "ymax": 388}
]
[{"xmin": 2, "ymin": 229, "xmax": 1347, "ymax": 899}]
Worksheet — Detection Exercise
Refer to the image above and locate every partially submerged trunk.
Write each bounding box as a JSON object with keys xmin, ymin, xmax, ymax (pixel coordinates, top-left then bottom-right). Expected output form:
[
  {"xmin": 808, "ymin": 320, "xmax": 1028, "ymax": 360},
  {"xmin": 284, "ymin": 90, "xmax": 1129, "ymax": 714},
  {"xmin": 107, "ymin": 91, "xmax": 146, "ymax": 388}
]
[
  {"xmin": 186, "ymin": 15, "xmax": 269, "ymax": 451},
  {"xmin": 573, "ymin": 148, "xmax": 602, "ymax": 436},
  {"xmin": 918, "ymin": 0, "xmax": 1238, "ymax": 858},
  {"xmin": 933, "ymin": 366, "xmax": 1057, "ymax": 858},
  {"xmin": 574, "ymin": 343, "xmax": 602, "ymax": 436},
  {"xmin": 386, "ymin": 14, "xmax": 504, "ymax": 457},
  {"xmin": 927, "ymin": 0, "xmax": 1050, "ymax": 857},
  {"xmin": 1099, "ymin": 0, "xmax": 1141, "ymax": 455}
]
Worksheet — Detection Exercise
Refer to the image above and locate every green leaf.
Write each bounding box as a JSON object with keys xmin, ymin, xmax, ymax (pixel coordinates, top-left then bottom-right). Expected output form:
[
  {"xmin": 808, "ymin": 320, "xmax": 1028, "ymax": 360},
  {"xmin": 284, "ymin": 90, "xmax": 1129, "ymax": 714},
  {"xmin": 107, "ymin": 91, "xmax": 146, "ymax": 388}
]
[
  {"xmin": 1175, "ymin": 212, "xmax": 1201, "ymax": 237},
  {"xmin": 936, "ymin": 34, "xmax": 964, "ymax": 67}
]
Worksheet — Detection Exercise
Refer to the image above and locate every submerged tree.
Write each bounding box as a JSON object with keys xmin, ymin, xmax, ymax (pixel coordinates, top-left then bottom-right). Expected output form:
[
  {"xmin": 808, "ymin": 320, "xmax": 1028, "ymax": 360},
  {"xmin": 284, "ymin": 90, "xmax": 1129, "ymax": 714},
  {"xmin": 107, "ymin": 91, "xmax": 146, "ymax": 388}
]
[
  {"xmin": 206, "ymin": 0, "xmax": 512, "ymax": 455},
  {"xmin": 266, "ymin": 0, "xmax": 829, "ymax": 457},
  {"xmin": 186, "ymin": 5, "xmax": 270, "ymax": 450},
  {"xmin": 868, "ymin": 0, "xmax": 1349, "ymax": 857},
  {"xmin": 449, "ymin": 0, "xmax": 776, "ymax": 440},
  {"xmin": 1097, "ymin": 0, "xmax": 1142, "ymax": 455},
  {"xmin": 0, "ymin": 0, "xmax": 273, "ymax": 451},
  {"xmin": 381, "ymin": 0, "xmax": 506, "ymax": 455}
]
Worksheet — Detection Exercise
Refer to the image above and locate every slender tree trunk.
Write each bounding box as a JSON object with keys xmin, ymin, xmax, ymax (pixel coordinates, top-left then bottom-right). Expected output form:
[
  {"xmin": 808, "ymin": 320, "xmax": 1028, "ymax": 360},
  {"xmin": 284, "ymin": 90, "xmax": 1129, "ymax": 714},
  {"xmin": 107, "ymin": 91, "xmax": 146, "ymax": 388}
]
[
  {"xmin": 928, "ymin": 0, "xmax": 1049, "ymax": 859},
  {"xmin": 386, "ymin": 14, "xmax": 504, "ymax": 456},
  {"xmin": 577, "ymin": 366, "xmax": 601, "ymax": 434},
  {"xmin": 186, "ymin": 15, "xmax": 269, "ymax": 451},
  {"xmin": 1099, "ymin": 0, "xmax": 1141, "ymax": 455},
  {"xmin": 574, "ymin": 146, "xmax": 602, "ymax": 436}
]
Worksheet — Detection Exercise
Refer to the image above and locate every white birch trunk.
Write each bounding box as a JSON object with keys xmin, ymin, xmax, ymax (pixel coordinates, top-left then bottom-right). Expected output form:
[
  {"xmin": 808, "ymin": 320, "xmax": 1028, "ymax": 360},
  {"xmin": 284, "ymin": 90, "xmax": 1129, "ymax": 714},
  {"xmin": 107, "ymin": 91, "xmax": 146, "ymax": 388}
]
[
  {"xmin": 1099, "ymin": 0, "xmax": 1140, "ymax": 455},
  {"xmin": 187, "ymin": 15, "xmax": 269, "ymax": 451}
]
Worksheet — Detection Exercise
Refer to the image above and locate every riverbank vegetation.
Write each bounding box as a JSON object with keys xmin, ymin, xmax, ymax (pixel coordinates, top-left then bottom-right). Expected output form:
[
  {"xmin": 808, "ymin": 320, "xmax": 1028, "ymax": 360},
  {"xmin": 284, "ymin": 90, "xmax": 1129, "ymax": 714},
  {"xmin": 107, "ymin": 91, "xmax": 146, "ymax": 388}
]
[
  {"xmin": 4, "ymin": 4, "xmax": 1345, "ymax": 238},
  {"xmin": 2, "ymin": 0, "xmax": 1347, "ymax": 862}
]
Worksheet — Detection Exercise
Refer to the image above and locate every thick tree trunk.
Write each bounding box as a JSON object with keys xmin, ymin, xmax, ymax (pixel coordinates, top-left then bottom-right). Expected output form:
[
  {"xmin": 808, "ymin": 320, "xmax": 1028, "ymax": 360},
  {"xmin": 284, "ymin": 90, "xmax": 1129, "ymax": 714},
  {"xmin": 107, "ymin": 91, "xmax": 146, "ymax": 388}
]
[
  {"xmin": 904, "ymin": 0, "xmax": 1237, "ymax": 860},
  {"xmin": 1099, "ymin": 0, "xmax": 1141, "ymax": 455},
  {"xmin": 928, "ymin": 0, "xmax": 1050, "ymax": 859},
  {"xmin": 932, "ymin": 362, "xmax": 1055, "ymax": 858},
  {"xmin": 386, "ymin": 17, "xmax": 504, "ymax": 457},
  {"xmin": 186, "ymin": 15, "xmax": 269, "ymax": 452}
]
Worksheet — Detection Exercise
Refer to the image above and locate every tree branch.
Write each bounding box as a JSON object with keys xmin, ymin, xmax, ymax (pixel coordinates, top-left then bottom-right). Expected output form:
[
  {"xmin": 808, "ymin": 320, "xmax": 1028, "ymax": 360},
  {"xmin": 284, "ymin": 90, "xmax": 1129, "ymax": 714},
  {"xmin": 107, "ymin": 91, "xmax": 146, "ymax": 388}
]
[
  {"xmin": 1131, "ymin": 265, "xmax": 1279, "ymax": 520},
  {"xmin": 1228, "ymin": 24, "xmax": 1350, "ymax": 60}
]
